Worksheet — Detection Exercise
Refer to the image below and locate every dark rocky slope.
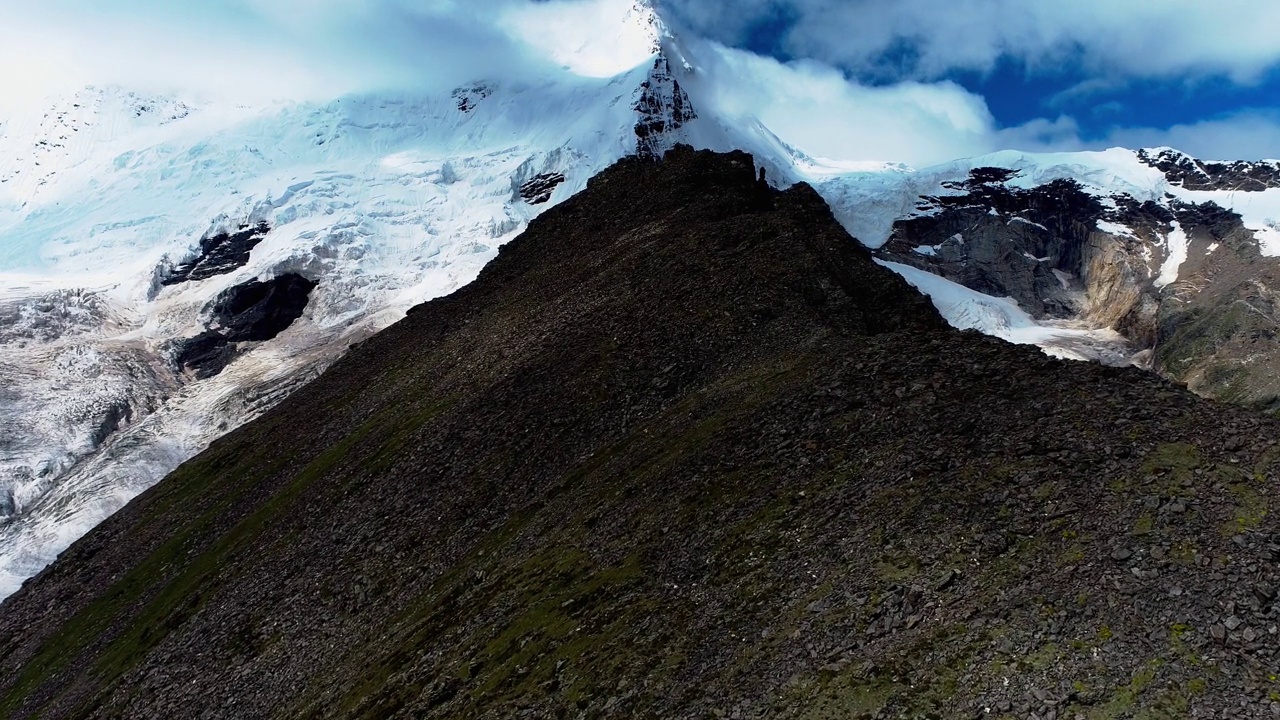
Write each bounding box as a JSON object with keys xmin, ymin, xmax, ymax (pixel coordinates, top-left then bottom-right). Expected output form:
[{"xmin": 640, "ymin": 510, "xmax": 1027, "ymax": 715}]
[
  {"xmin": 1138, "ymin": 149, "xmax": 1280, "ymax": 192},
  {"xmin": 2, "ymin": 148, "xmax": 1280, "ymax": 719}
]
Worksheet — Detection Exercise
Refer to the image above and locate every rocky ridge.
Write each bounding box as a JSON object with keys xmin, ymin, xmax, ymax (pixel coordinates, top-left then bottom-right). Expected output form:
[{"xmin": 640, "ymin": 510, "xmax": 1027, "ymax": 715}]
[
  {"xmin": 1138, "ymin": 148, "xmax": 1280, "ymax": 192},
  {"xmin": 0, "ymin": 148, "xmax": 1278, "ymax": 719}
]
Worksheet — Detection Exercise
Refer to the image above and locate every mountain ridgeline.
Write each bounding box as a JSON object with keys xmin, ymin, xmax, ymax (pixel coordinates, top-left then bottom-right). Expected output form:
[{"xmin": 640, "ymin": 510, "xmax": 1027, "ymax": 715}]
[{"xmin": 2, "ymin": 148, "xmax": 1279, "ymax": 719}]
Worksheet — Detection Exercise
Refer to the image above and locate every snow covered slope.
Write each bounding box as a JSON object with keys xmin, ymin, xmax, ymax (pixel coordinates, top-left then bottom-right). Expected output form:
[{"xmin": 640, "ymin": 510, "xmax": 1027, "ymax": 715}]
[
  {"xmin": 0, "ymin": 1, "xmax": 708, "ymax": 599},
  {"xmin": 812, "ymin": 147, "xmax": 1280, "ymax": 254}
]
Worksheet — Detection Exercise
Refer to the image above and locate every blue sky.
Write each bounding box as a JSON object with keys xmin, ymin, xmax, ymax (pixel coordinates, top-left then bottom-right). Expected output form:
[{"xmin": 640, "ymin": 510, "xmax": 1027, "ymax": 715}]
[
  {"xmin": 953, "ymin": 62, "xmax": 1280, "ymax": 142},
  {"xmin": 661, "ymin": 0, "xmax": 1280, "ymax": 160}
]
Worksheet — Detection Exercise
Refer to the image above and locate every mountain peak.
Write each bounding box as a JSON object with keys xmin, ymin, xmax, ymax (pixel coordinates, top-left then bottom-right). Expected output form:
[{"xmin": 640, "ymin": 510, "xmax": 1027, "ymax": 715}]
[{"xmin": 503, "ymin": 0, "xmax": 669, "ymax": 78}]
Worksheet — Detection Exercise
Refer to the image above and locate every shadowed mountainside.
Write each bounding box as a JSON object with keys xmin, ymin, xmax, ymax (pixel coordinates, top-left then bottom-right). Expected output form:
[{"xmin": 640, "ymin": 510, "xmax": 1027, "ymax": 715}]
[{"xmin": 1, "ymin": 148, "xmax": 1279, "ymax": 719}]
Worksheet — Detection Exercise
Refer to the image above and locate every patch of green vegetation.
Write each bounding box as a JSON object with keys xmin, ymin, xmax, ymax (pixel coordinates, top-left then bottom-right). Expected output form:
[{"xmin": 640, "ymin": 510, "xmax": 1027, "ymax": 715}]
[
  {"xmin": 1170, "ymin": 540, "xmax": 1199, "ymax": 565},
  {"xmin": 362, "ymin": 398, "xmax": 456, "ymax": 477},
  {"xmin": 1059, "ymin": 544, "xmax": 1086, "ymax": 566},
  {"xmin": 1017, "ymin": 643, "xmax": 1061, "ymax": 672},
  {"xmin": 1168, "ymin": 623, "xmax": 1201, "ymax": 667},
  {"xmin": 1141, "ymin": 443, "xmax": 1201, "ymax": 496},
  {"xmin": 793, "ymin": 623, "xmax": 981, "ymax": 720},
  {"xmin": 1071, "ymin": 659, "xmax": 1204, "ymax": 720},
  {"xmin": 1087, "ymin": 659, "xmax": 1161, "ymax": 719},
  {"xmin": 336, "ymin": 540, "xmax": 664, "ymax": 720},
  {"xmin": 874, "ymin": 554, "xmax": 921, "ymax": 582},
  {"xmin": 1223, "ymin": 480, "xmax": 1269, "ymax": 535},
  {"xmin": 1133, "ymin": 513, "xmax": 1155, "ymax": 536},
  {"xmin": 796, "ymin": 674, "xmax": 895, "ymax": 720},
  {"xmin": 465, "ymin": 549, "xmax": 647, "ymax": 703},
  {"xmin": 296, "ymin": 505, "xmax": 545, "ymax": 720}
]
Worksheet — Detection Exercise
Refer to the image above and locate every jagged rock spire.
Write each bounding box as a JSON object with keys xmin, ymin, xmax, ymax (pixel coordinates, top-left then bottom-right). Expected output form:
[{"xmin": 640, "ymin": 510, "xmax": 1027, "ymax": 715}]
[{"xmin": 633, "ymin": 56, "xmax": 698, "ymax": 159}]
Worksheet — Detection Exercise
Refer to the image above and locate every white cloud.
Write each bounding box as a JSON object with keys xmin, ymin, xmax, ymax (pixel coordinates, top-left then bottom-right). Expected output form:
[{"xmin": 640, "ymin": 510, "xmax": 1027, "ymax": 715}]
[
  {"xmin": 1, "ymin": 0, "xmax": 1277, "ymax": 163},
  {"xmin": 1101, "ymin": 112, "xmax": 1280, "ymax": 161},
  {"xmin": 683, "ymin": 40, "xmax": 1002, "ymax": 166},
  {"xmin": 0, "ymin": 0, "xmax": 555, "ymax": 108}
]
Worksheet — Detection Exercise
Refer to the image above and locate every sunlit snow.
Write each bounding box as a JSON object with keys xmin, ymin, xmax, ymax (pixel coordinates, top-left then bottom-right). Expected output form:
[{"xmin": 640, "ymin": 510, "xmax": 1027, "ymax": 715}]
[
  {"xmin": 1154, "ymin": 221, "xmax": 1190, "ymax": 288},
  {"xmin": 879, "ymin": 260, "xmax": 1134, "ymax": 365}
]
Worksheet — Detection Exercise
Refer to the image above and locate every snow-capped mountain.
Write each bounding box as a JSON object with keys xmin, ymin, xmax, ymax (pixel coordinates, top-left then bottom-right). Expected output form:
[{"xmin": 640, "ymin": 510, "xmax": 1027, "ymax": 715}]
[
  {"xmin": 0, "ymin": 1, "xmax": 700, "ymax": 598},
  {"xmin": 3, "ymin": 0, "xmax": 1280, "ymax": 601}
]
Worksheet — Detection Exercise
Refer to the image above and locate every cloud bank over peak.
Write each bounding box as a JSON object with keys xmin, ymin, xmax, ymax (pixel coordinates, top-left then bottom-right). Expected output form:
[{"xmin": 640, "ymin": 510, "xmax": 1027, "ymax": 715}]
[
  {"xmin": 659, "ymin": 0, "xmax": 1280, "ymax": 162},
  {"xmin": 0, "ymin": 0, "xmax": 565, "ymax": 108},
  {"xmin": 0, "ymin": 0, "xmax": 1276, "ymax": 164},
  {"xmin": 679, "ymin": 41, "xmax": 1002, "ymax": 166}
]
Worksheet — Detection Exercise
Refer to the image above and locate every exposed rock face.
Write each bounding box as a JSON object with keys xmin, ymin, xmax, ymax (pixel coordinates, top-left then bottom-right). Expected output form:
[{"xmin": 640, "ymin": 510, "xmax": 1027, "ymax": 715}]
[
  {"xmin": 2, "ymin": 149, "xmax": 1279, "ymax": 720},
  {"xmin": 878, "ymin": 166, "xmax": 1280, "ymax": 409},
  {"xmin": 883, "ymin": 170, "xmax": 1107, "ymax": 319},
  {"xmin": 1138, "ymin": 148, "xmax": 1280, "ymax": 192},
  {"xmin": 174, "ymin": 273, "xmax": 317, "ymax": 378},
  {"xmin": 634, "ymin": 56, "xmax": 697, "ymax": 159},
  {"xmin": 1153, "ymin": 204, "xmax": 1280, "ymax": 410},
  {"xmin": 162, "ymin": 222, "xmax": 271, "ymax": 286},
  {"xmin": 518, "ymin": 173, "xmax": 566, "ymax": 205},
  {"xmin": 451, "ymin": 84, "xmax": 492, "ymax": 114}
]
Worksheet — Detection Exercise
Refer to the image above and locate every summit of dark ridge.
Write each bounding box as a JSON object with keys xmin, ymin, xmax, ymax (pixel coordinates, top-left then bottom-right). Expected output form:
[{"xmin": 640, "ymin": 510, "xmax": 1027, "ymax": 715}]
[{"xmin": 2, "ymin": 148, "xmax": 1279, "ymax": 720}]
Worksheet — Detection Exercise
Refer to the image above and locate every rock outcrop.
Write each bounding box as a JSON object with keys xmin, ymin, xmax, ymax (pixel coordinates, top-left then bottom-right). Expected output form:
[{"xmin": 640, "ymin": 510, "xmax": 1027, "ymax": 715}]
[
  {"xmin": 1138, "ymin": 148, "xmax": 1280, "ymax": 192},
  {"xmin": 174, "ymin": 273, "xmax": 317, "ymax": 378},
  {"xmin": 634, "ymin": 56, "xmax": 698, "ymax": 159},
  {"xmin": 162, "ymin": 222, "xmax": 271, "ymax": 286}
]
